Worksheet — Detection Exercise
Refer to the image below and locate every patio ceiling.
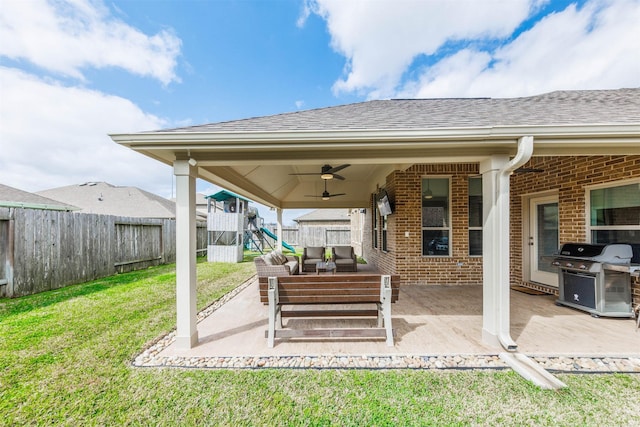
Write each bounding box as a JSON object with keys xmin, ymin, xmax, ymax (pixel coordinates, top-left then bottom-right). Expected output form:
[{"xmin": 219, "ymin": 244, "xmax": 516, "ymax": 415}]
[{"xmin": 111, "ymin": 124, "xmax": 640, "ymax": 209}]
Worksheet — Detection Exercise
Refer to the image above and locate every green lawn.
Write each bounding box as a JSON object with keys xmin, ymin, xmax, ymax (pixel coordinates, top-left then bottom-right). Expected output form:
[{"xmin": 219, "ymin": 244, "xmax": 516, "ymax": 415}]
[{"xmin": 1, "ymin": 257, "xmax": 639, "ymax": 426}]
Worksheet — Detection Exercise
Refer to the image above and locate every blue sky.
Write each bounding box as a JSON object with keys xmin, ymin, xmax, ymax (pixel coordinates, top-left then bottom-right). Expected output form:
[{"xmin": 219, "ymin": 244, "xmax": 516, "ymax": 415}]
[{"xmin": 1, "ymin": 0, "xmax": 639, "ymax": 224}]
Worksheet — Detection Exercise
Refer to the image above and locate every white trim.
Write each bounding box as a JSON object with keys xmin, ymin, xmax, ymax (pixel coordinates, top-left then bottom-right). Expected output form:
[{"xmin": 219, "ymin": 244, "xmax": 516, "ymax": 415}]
[
  {"xmin": 111, "ymin": 123, "xmax": 640, "ymax": 146},
  {"xmin": 528, "ymin": 194, "xmax": 559, "ymax": 287}
]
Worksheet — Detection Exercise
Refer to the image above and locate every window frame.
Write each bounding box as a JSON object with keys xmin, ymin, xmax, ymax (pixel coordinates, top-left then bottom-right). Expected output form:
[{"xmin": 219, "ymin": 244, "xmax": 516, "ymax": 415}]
[
  {"xmin": 382, "ymin": 214, "xmax": 388, "ymax": 252},
  {"xmin": 372, "ymin": 194, "xmax": 379, "ymax": 249},
  {"xmin": 586, "ymin": 177, "xmax": 640, "ymax": 243},
  {"xmin": 468, "ymin": 176, "xmax": 483, "ymax": 256},
  {"xmin": 421, "ymin": 176, "xmax": 452, "ymax": 257}
]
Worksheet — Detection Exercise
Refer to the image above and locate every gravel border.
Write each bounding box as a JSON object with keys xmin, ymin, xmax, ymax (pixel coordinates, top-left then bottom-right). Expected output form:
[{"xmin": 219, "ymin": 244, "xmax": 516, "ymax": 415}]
[{"xmin": 132, "ymin": 277, "xmax": 640, "ymax": 373}]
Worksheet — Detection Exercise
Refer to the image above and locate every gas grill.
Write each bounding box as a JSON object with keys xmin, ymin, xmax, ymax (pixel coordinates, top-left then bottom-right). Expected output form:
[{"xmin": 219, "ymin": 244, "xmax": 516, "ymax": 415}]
[{"xmin": 552, "ymin": 243, "xmax": 635, "ymax": 318}]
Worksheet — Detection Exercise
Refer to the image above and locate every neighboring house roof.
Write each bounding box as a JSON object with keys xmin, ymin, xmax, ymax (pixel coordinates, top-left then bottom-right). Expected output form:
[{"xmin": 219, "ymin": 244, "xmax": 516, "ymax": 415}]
[
  {"xmin": 36, "ymin": 182, "xmax": 176, "ymax": 218},
  {"xmin": 156, "ymin": 89, "xmax": 640, "ymax": 133},
  {"xmin": 0, "ymin": 183, "xmax": 78, "ymax": 211},
  {"xmin": 295, "ymin": 209, "xmax": 351, "ymax": 223},
  {"xmin": 170, "ymin": 193, "xmax": 212, "ymax": 219}
]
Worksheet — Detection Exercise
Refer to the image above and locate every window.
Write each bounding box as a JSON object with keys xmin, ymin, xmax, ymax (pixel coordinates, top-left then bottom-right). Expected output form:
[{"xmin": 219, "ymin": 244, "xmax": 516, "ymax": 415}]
[
  {"xmin": 469, "ymin": 177, "xmax": 483, "ymax": 256},
  {"xmin": 372, "ymin": 194, "xmax": 378, "ymax": 249},
  {"xmin": 382, "ymin": 215, "xmax": 388, "ymax": 252},
  {"xmin": 589, "ymin": 181, "xmax": 640, "ymax": 247},
  {"xmin": 422, "ymin": 177, "xmax": 450, "ymax": 256}
]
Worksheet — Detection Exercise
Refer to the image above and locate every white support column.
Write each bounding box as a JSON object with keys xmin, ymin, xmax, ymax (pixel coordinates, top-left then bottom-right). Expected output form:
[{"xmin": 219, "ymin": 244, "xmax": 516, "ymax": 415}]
[
  {"xmin": 276, "ymin": 208, "xmax": 283, "ymax": 252},
  {"xmin": 480, "ymin": 155, "xmax": 514, "ymax": 350},
  {"xmin": 174, "ymin": 159, "xmax": 198, "ymax": 349}
]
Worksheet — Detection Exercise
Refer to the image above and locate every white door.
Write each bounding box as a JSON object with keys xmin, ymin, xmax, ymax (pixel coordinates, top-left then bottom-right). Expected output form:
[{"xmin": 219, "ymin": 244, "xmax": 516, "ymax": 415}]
[{"xmin": 529, "ymin": 195, "xmax": 559, "ymax": 286}]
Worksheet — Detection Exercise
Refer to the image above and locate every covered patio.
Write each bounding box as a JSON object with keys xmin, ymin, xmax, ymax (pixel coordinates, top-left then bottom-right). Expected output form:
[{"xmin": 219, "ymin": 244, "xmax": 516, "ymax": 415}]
[
  {"xmin": 112, "ymin": 90, "xmax": 640, "ymax": 385},
  {"xmin": 135, "ymin": 275, "xmax": 640, "ymax": 370}
]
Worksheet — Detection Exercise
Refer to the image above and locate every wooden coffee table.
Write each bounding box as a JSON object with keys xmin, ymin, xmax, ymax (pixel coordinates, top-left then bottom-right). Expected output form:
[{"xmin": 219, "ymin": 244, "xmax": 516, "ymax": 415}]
[{"xmin": 315, "ymin": 261, "xmax": 336, "ymax": 274}]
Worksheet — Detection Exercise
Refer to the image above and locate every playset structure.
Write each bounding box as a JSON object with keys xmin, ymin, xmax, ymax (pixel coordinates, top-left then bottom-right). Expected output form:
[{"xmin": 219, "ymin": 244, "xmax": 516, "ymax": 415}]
[{"xmin": 206, "ymin": 190, "xmax": 295, "ymax": 263}]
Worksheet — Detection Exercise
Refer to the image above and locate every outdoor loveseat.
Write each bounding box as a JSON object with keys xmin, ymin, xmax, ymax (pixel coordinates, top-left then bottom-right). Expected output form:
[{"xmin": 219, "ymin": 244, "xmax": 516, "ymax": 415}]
[{"xmin": 254, "ymin": 251, "xmax": 299, "ymax": 276}]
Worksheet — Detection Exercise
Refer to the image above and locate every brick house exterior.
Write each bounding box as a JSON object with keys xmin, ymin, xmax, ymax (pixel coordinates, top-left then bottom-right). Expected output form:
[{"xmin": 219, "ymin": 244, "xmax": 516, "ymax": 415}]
[
  {"xmin": 363, "ymin": 156, "xmax": 640, "ymax": 307},
  {"xmin": 112, "ymin": 88, "xmax": 640, "ymax": 351}
]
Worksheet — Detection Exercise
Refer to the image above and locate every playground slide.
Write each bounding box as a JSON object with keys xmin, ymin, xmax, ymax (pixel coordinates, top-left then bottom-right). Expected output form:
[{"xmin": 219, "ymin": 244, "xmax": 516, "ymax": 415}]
[{"xmin": 260, "ymin": 227, "xmax": 296, "ymax": 253}]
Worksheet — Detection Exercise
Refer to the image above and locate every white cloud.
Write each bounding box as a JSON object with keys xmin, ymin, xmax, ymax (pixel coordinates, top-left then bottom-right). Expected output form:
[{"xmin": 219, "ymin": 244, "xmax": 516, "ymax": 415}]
[
  {"xmin": 0, "ymin": 67, "xmax": 173, "ymax": 196},
  {"xmin": 310, "ymin": 0, "xmax": 640, "ymax": 99},
  {"xmin": 406, "ymin": 0, "xmax": 640, "ymax": 98},
  {"xmin": 309, "ymin": 0, "xmax": 540, "ymax": 97},
  {"xmin": 0, "ymin": 0, "xmax": 181, "ymax": 85}
]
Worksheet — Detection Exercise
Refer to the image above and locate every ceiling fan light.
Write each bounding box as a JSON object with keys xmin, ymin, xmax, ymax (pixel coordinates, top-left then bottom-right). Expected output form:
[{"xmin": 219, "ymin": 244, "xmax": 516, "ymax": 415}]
[
  {"xmin": 322, "ymin": 195, "xmax": 330, "ymax": 200},
  {"xmin": 320, "ymin": 173, "xmax": 333, "ymax": 180}
]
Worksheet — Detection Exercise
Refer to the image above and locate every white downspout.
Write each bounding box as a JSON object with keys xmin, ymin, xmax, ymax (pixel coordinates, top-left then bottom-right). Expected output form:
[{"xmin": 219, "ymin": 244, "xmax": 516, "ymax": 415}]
[{"xmin": 496, "ymin": 135, "xmax": 534, "ymax": 351}]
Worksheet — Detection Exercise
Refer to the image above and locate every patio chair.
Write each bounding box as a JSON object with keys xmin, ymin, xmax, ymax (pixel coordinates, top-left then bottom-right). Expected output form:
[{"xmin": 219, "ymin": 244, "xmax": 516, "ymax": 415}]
[
  {"xmin": 331, "ymin": 246, "xmax": 357, "ymax": 272},
  {"xmin": 301, "ymin": 246, "xmax": 326, "ymax": 272}
]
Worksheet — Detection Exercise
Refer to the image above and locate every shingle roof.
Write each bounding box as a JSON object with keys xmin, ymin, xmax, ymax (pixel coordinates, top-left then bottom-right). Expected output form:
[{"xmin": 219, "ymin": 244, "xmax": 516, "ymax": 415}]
[
  {"xmin": 36, "ymin": 182, "xmax": 176, "ymax": 218},
  {"xmin": 156, "ymin": 89, "xmax": 640, "ymax": 133},
  {"xmin": 0, "ymin": 183, "xmax": 78, "ymax": 211},
  {"xmin": 294, "ymin": 209, "xmax": 351, "ymax": 222}
]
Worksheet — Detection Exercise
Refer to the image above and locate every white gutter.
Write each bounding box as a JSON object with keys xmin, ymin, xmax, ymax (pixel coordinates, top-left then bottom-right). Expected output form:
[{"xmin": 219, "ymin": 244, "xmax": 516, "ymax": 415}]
[{"xmin": 496, "ymin": 135, "xmax": 534, "ymax": 351}]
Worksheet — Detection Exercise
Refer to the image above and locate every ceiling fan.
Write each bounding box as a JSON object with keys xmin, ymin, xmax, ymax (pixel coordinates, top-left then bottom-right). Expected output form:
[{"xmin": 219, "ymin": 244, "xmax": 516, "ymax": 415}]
[
  {"xmin": 305, "ymin": 180, "xmax": 346, "ymax": 200},
  {"xmin": 290, "ymin": 164, "xmax": 350, "ymax": 180}
]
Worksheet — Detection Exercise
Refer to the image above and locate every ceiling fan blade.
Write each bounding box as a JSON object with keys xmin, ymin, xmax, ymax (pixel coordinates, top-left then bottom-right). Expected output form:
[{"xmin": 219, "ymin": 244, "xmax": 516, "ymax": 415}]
[
  {"xmin": 332, "ymin": 174, "xmax": 345, "ymax": 180},
  {"xmin": 327, "ymin": 164, "xmax": 350, "ymax": 174},
  {"xmin": 328, "ymin": 193, "xmax": 346, "ymax": 197},
  {"xmin": 289, "ymin": 172, "xmax": 320, "ymax": 176}
]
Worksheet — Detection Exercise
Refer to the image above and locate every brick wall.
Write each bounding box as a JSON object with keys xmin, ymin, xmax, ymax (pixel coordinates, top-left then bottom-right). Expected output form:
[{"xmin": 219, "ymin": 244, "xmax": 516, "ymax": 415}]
[
  {"xmin": 362, "ymin": 155, "xmax": 639, "ymax": 308},
  {"xmin": 364, "ymin": 163, "xmax": 483, "ymax": 285},
  {"xmin": 511, "ymin": 155, "xmax": 640, "ymax": 307}
]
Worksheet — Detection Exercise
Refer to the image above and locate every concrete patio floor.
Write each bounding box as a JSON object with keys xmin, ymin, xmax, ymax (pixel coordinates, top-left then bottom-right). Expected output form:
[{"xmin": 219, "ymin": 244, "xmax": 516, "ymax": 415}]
[{"xmin": 151, "ymin": 277, "xmax": 640, "ymax": 361}]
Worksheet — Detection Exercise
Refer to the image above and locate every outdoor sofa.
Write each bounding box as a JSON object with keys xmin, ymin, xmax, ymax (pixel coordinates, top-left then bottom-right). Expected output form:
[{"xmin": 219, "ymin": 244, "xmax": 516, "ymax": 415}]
[{"xmin": 254, "ymin": 251, "xmax": 300, "ymax": 276}]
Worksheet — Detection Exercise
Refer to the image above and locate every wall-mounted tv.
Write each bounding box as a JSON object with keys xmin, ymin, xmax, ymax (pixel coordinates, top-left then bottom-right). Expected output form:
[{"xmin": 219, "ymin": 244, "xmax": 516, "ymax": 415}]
[{"xmin": 377, "ymin": 190, "xmax": 393, "ymax": 216}]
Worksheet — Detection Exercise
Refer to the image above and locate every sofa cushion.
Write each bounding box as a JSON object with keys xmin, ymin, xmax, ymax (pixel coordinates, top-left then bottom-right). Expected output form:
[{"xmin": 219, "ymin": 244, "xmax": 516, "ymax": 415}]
[
  {"xmin": 334, "ymin": 246, "xmax": 353, "ymax": 259},
  {"xmin": 284, "ymin": 260, "xmax": 299, "ymax": 275},
  {"xmin": 306, "ymin": 247, "xmax": 324, "ymax": 259}
]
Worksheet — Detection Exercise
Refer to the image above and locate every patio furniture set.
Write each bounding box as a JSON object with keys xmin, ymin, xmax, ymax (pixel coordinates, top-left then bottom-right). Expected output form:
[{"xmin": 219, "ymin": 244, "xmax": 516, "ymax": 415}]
[
  {"xmin": 254, "ymin": 246, "xmax": 399, "ymax": 347},
  {"xmin": 254, "ymin": 245, "xmax": 358, "ymax": 277}
]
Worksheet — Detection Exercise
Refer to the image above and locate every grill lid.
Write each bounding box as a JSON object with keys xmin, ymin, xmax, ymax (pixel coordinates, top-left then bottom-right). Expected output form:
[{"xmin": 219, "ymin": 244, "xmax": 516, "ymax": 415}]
[
  {"xmin": 557, "ymin": 243, "xmax": 632, "ymax": 264},
  {"xmin": 559, "ymin": 243, "xmax": 607, "ymax": 258}
]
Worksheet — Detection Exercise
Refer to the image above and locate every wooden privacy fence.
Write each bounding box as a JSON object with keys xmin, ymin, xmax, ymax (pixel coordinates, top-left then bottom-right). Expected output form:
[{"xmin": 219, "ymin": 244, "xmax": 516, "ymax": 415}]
[
  {"xmin": 263, "ymin": 226, "xmax": 351, "ymax": 248},
  {"xmin": 0, "ymin": 207, "xmax": 206, "ymax": 298}
]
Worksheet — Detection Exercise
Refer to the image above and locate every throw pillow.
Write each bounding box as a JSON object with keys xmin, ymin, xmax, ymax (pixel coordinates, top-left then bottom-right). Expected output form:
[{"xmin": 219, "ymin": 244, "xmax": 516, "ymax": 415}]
[
  {"xmin": 263, "ymin": 252, "xmax": 276, "ymax": 265},
  {"xmin": 272, "ymin": 251, "xmax": 287, "ymax": 265}
]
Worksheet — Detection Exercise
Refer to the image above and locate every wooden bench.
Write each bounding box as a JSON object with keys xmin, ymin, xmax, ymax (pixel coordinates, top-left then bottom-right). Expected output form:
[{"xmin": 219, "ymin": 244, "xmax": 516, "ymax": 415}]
[{"xmin": 258, "ymin": 274, "xmax": 400, "ymax": 347}]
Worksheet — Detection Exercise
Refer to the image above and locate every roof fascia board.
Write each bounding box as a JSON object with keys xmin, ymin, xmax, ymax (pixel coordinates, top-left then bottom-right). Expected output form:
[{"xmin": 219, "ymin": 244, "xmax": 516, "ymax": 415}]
[
  {"xmin": 0, "ymin": 201, "xmax": 79, "ymax": 211},
  {"xmin": 110, "ymin": 123, "xmax": 640, "ymax": 147}
]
